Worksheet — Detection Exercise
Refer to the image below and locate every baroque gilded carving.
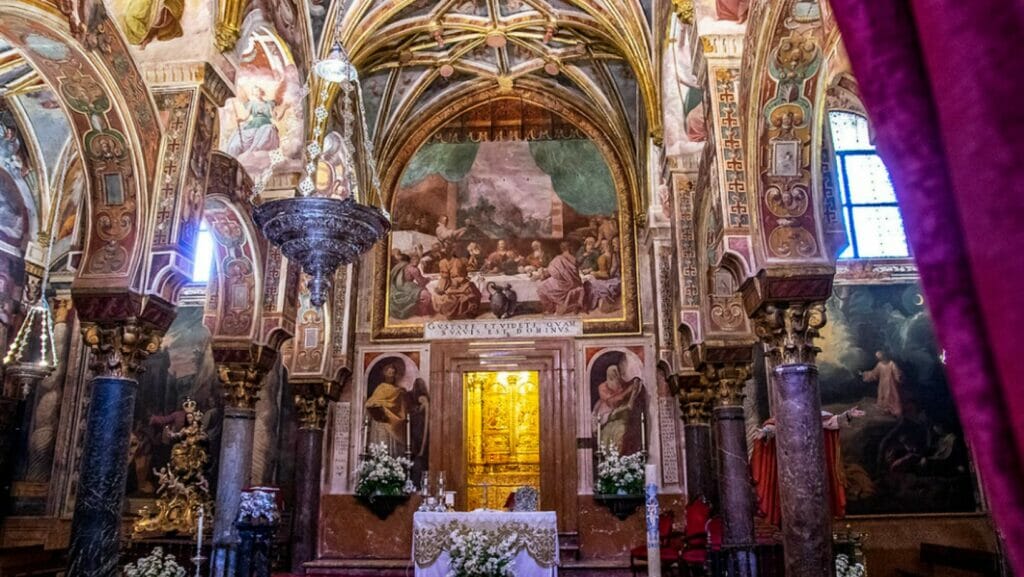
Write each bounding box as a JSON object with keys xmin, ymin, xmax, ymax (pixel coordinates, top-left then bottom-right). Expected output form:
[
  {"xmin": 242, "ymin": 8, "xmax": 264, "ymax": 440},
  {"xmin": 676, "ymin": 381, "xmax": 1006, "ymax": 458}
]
[
  {"xmin": 81, "ymin": 320, "xmax": 162, "ymax": 378},
  {"xmin": 753, "ymin": 302, "xmax": 827, "ymax": 365},
  {"xmin": 294, "ymin": 395, "xmax": 329, "ymax": 431}
]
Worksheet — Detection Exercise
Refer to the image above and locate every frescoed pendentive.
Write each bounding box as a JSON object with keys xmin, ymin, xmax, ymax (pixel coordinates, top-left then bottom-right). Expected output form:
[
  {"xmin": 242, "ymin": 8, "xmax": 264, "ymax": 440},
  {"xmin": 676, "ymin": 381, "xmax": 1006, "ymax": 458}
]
[{"xmin": 378, "ymin": 114, "xmax": 638, "ymax": 337}]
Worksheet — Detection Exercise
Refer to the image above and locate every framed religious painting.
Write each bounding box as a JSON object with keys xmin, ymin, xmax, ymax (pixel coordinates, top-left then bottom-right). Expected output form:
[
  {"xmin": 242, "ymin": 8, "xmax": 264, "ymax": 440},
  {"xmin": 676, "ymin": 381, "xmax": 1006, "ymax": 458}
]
[
  {"xmin": 575, "ymin": 338, "xmax": 660, "ymax": 494},
  {"xmin": 750, "ymin": 282, "xmax": 981, "ymax": 516},
  {"xmin": 371, "ymin": 100, "xmax": 640, "ymax": 340}
]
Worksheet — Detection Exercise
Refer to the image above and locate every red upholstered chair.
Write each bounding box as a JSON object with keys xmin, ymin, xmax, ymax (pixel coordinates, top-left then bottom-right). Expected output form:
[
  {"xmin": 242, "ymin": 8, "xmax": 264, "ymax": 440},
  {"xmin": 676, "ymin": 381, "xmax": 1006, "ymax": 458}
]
[
  {"xmin": 629, "ymin": 511, "xmax": 684, "ymax": 576},
  {"xmin": 680, "ymin": 515, "xmax": 722, "ymax": 577}
]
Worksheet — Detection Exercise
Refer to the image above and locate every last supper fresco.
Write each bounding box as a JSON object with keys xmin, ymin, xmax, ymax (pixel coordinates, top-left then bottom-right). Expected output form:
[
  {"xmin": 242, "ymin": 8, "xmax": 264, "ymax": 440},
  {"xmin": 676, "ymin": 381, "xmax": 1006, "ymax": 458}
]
[{"xmin": 377, "ymin": 106, "xmax": 638, "ymax": 337}]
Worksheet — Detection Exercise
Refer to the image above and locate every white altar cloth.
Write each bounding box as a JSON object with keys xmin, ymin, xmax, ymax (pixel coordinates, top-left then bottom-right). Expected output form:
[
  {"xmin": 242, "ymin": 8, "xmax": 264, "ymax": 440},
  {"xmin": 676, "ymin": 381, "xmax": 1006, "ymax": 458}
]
[{"xmin": 412, "ymin": 511, "xmax": 559, "ymax": 577}]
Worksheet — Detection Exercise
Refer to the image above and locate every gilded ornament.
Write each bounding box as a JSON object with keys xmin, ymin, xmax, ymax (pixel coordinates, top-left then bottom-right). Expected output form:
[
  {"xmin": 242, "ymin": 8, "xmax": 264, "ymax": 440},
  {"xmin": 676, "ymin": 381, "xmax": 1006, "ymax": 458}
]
[
  {"xmin": 294, "ymin": 394, "xmax": 329, "ymax": 430},
  {"xmin": 133, "ymin": 399, "xmax": 213, "ymax": 537},
  {"xmin": 82, "ymin": 319, "xmax": 162, "ymax": 378},
  {"xmin": 754, "ymin": 302, "xmax": 827, "ymax": 365},
  {"xmin": 701, "ymin": 362, "xmax": 750, "ymax": 408},
  {"xmin": 679, "ymin": 385, "xmax": 713, "ymax": 425},
  {"xmin": 218, "ymin": 364, "xmax": 268, "ymax": 410},
  {"xmin": 672, "ymin": 0, "xmax": 695, "ymax": 24}
]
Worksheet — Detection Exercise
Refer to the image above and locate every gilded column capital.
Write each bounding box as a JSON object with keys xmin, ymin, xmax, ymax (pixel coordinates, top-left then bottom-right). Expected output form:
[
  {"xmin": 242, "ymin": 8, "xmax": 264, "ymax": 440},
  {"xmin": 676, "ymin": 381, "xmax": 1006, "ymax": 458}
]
[
  {"xmin": 753, "ymin": 302, "xmax": 827, "ymax": 366},
  {"xmin": 218, "ymin": 364, "xmax": 270, "ymax": 410},
  {"xmin": 292, "ymin": 379, "xmax": 344, "ymax": 431},
  {"xmin": 702, "ymin": 362, "xmax": 751, "ymax": 408},
  {"xmin": 294, "ymin": 395, "xmax": 329, "ymax": 431},
  {"xmin": 679, "ymin": 385, "xmax": 714, "ymax": 426},
  {"xmin": 672, "ymin": 0, "xmax": 695, "ymax": 24},
  {"xmin": 81, "ymin": 320, "xmax": 162, "ymax": 378}
]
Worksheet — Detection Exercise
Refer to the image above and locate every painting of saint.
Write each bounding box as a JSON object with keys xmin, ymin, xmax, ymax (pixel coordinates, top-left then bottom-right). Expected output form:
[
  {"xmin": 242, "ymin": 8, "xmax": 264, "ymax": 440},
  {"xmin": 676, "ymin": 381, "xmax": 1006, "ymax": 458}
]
[
  {"xmin": 377, "ymin": 108, "xmax": 638, "ymax": 337},
  {"xmin": 121, "ymin": 0, "xmax": 184, "ymax": 47},
  {"xmin": 589, "ymin": 348, "xmax": 647, "ymax": 456},
  {"xmin": 749, "ymin": 283, "xmax": 978, "ymax": 515},
  {"xmin": 363, "ymin": 353, "xmax": 430, "ymax": 481}
]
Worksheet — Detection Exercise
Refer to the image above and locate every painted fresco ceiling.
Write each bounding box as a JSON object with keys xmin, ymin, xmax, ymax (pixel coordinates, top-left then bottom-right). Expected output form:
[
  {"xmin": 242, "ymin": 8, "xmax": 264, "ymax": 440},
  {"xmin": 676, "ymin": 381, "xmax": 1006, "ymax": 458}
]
[{"xmin": 330, "ymin": 0, "xmax": 657, "ymax": 161}]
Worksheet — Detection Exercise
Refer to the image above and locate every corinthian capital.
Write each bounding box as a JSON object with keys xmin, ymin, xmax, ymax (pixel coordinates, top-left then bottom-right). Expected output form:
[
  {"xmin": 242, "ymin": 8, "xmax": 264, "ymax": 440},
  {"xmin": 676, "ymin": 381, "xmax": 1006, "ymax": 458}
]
[
  {"xmin": 82, "ymin": 320, "xmax": 162, "ymax": 378},
  {"xmin": 753, "ymin": 302, "xmax": 827, "ymax": 366},
  {"xmin": 292, "ymin": 379, "xmax": 344, "ymax": 431},
  {"xmin": 679, "ymin": 375, "xmax": 712, "ymax": 424},
  {"xmin": 702, "ymin": 362, "xmax": 751, "ymax": 408},
  {"xmin": 218, "ymin": 364, "xmax": 269, "ymax": 410}
]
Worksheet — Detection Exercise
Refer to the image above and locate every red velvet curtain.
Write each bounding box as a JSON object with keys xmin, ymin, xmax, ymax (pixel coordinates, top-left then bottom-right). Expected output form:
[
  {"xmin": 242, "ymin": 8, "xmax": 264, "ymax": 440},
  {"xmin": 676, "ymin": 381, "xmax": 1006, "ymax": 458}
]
[{"xmin": 828, "ymin": 0, "xmax": 1024, "ymax": 571}]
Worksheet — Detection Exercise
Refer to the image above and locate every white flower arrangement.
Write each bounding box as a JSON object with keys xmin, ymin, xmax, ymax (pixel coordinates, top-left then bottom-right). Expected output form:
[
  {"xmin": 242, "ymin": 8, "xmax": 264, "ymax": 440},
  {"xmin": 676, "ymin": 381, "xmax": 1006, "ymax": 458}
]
[
  {"xmin": 355, "ymin": 442, "xmax": 414, "ymax": 498},
  {"xmin": 596, "ymin": 443, "xmax": 645, "ymax": 496},
  {"xmin": 446, "ymin": 526, "xmax": 517, "ymax": 577},
  {"xmin": 836, "ymin": 553, "xmax": 866, "ymax": 577},
  {"xmin": 123, "ymin": 547, "xmax": 186, "ymax": 577}
]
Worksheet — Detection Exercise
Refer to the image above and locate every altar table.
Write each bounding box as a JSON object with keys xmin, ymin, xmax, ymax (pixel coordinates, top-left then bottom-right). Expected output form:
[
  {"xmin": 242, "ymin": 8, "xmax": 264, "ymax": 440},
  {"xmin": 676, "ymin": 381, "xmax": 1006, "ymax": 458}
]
[{"xmin": 412, "ymin": 511, "xmax": 559, "ymax": 576}]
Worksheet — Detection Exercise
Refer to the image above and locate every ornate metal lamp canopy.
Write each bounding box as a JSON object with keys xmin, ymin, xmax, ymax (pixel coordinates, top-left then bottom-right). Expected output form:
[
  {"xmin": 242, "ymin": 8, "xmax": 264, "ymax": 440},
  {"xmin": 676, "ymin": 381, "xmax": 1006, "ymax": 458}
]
[
  {"xmin": 4, "ymin": 224, "xmax": 60, "ymax": 397},
  {"xmin": 253, "ymin": 40, "xmax": 390, "ymax": 308}
]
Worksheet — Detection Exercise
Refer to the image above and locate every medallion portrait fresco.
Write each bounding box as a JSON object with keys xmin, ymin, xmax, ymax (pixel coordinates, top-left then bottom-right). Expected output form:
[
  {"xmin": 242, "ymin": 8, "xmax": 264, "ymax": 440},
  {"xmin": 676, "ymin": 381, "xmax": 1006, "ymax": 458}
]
[{"xmin": 374, "ymin": 102, "xmax": 639, "ymax": 339}]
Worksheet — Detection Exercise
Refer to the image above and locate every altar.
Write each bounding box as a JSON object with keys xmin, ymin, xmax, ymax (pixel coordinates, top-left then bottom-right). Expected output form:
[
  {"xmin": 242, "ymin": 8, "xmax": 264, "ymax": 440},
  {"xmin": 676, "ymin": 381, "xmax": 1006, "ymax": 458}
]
[{"xmin": 412, "ymin": 511, "xmax": 559, "ymax": 577}]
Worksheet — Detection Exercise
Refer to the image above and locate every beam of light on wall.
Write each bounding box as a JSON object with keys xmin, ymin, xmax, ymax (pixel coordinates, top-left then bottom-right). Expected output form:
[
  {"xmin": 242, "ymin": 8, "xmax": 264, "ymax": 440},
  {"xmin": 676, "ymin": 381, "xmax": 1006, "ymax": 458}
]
[{"xmin": 192, "ymin": 222, "xmax": 215, "ymax": 283}]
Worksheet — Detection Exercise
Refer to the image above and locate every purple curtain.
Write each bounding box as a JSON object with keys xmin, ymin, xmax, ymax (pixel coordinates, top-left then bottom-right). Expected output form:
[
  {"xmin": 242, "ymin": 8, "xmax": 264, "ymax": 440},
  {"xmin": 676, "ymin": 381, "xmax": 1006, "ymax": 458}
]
[{"xmin": 828, "ymin": 0, "xmax": 1024, "ymax": 571}]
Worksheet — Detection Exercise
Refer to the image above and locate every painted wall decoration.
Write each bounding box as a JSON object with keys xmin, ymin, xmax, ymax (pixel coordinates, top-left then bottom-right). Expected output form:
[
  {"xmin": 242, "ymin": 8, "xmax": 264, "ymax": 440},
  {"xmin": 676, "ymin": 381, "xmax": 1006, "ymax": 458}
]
[
  {"xmin": 0, "ymin": 101, "xmax": 36, "ymax": 255},
  {"xmin": 587, "ymin": 346, "xmax": 648, "ymax": 456},
  {"xmin": 219, "ymin": 29, "xmax": 304, "ymax": 179},
  {"xmin": 359, "ymin": 351, "xmax": 430, "ymax": 484},
  {"xmin": 130, "ymin": 306, "xmax": 221, "ymax": 497},
  {"xmin": 15, "ymin": 90, "xmax": 71, "ymax": 184},
  {"xmin": 750, "ymin": 283, "xmax": 978, "ymax": 515},
  {"xmin": 379, "ymin": 136, "xmax": 637, "ymax": 337},
  {"xmin": 52, "ymin": 156, "xmax": 86, "ymax": 259}
]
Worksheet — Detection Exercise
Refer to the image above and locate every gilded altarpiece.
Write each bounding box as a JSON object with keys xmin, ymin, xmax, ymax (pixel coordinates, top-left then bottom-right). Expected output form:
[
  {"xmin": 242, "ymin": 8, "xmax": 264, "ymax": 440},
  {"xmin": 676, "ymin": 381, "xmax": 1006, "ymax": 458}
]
[{"xmin": 464, "ymin": 371, "xmax": 541, "ymax": 511}]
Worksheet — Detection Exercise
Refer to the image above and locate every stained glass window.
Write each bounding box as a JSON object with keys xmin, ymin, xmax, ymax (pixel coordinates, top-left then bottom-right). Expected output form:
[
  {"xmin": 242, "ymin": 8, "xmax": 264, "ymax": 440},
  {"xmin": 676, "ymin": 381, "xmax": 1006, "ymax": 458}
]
[
  {"xmin": 192, "ymin": 220, "xmax": 215, "ymax": 283},
  {"xmin": 830, "ymin": 111, "xmax": 910, "ymax": 258}
]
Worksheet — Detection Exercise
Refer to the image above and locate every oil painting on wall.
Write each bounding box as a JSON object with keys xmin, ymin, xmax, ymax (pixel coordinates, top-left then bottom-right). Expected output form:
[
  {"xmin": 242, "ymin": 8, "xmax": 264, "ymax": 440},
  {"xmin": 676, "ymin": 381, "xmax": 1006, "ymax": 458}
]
[
  {"xmin": 359, "ymin": 350, "xmax": 430, "ymax": 484},
  {"xmin": 751, "ymin": 283, "xmax": 978, "ymax": 515},
  {"xmin": 377, "ymin": 135, "xmax": 637, "ymax": 337},
  {"xmin": 130, "ymin": 306, "xmax": 221, "ymax": 498}
]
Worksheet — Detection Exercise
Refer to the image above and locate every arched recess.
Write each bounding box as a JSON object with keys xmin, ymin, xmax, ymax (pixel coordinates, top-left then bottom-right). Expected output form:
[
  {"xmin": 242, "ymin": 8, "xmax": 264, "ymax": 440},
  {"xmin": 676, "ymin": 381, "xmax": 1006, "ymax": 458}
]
[
  {"xmin": 202, "ymin": 152, "xmax": 295, "ymax": 367},
  {"xmin": 0, "ymin": 0, "xmax": 162, "ymax": 322},
  {"xmin": 370, "ymin": 87, "xmax": 642, "ymax": 339}
]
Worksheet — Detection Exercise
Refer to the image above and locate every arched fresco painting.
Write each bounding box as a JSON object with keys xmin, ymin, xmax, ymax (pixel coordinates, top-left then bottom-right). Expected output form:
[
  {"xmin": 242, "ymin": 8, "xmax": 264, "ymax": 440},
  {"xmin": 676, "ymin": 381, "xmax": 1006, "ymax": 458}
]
[{"xmin": 377, "ymin": 102, "xmax": 638, "ymax": 338}]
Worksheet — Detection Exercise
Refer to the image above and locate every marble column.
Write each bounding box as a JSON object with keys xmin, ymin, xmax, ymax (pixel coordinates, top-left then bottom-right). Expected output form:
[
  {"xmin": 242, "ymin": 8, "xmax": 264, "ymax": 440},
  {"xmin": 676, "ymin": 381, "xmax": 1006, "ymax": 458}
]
[
  {"xmin": 211, "ymin": 363, "xmax": 270, "ymax": 577},
  {"xmin": 68, "ymin": 322, "xmax": 162, "ymax": 577},
  {"xmin": 754, "ymin": 302, "xmax": 834, "ymax": 577},
  {"xmin": 678, "ymin": 375, "xmax": 715, "ymax": 503},
  {"xmin": 706, "ymin": 362, "xmax": 757, "ymax": 577},
  {"xmin": 290, "ymin": 380, "xmax": 340, "ymax": 574}
]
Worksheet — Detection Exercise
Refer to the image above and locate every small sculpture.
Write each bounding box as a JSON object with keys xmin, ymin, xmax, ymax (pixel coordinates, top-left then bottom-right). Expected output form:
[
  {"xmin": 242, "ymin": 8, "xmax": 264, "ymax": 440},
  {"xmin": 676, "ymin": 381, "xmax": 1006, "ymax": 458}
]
[{"xmin": 133, "ymin": 399, "xmax": 213, "ymax": 538}]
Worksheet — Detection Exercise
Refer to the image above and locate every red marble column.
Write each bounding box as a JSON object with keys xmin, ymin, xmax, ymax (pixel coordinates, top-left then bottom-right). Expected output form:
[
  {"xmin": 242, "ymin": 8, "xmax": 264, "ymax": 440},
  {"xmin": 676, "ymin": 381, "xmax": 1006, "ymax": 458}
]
[{"xmin": 755, "ymin": 302, "xmax": 834, "ymax": 577}]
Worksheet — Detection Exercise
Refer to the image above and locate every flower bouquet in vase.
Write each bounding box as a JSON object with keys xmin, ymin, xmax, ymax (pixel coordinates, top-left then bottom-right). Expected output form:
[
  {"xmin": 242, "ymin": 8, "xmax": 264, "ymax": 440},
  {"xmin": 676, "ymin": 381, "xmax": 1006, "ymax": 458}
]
[
  {"xmin": 594, "ymin": 444, "xmax": 646, "ymax": 519},
  {"xmin": 355, "ymin": 442, "xmax": 414, "ymax": 519},
  {"xmin": 123, "ymin": 547, "xmax": 186, "ymax": 577}
]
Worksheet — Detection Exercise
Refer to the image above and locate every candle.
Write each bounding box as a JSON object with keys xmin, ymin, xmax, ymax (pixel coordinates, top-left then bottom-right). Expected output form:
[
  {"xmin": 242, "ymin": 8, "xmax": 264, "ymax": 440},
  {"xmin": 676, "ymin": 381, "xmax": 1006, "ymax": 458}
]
[
  {"xmin": 362, "ymin": 415, "xmax": 370, "ymax": 452},
  {"xmin": 645, "ymin": 464, "xmax": 658, "ymax": 485},
  {"xmin": 640, "ymin": 410, "xmax": 647, "ymax": 453},
  {"xmin": 196, "ymin": 506, "xmax": 204, "ymax": 553},
  {"xmin": 406, "ymin": 413, "xmax": 411, "ymax": 448}
]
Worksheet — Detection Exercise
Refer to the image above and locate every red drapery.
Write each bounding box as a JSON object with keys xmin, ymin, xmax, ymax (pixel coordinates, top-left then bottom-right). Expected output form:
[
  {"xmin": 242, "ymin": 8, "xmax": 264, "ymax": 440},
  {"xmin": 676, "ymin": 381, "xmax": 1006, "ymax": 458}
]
[{"xmin": 828, "ymin": 1, "xmax": 1024, "ymax": 571}]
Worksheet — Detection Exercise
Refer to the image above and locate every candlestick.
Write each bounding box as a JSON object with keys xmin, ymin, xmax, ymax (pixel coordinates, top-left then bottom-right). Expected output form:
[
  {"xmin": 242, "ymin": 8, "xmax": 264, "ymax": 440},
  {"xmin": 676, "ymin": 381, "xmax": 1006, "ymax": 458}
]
[
  {"xmin": 405, "ymin": 413, "xmax": 412, "ymax": 459},
  {"xmin": 196, "ymin": 506, "xmax": 204, "ymax": 552},
  {"xmin": 640, "ymin": 410, "xmax": 647, "ymax": 454},
  {"xmin": 362, "ymin": 415, "xmax": 370, "ymax": 453}
]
